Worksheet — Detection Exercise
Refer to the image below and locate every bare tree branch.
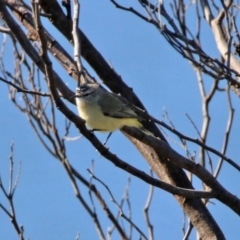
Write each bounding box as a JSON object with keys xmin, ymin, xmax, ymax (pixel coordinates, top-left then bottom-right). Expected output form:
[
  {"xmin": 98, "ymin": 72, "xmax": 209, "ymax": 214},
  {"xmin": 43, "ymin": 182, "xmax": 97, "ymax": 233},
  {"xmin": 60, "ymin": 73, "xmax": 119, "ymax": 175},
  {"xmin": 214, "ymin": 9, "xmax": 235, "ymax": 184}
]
[{"xmin": 0, "ymin": 143, "xmax": 24, "ymax": 240}]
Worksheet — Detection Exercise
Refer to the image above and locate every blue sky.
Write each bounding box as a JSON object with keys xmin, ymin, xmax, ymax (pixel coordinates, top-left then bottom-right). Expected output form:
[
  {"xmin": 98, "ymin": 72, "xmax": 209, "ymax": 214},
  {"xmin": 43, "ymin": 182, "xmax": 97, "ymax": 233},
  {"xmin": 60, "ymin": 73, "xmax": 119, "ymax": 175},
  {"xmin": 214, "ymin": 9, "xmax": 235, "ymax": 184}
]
[{"xmin": 0, "ymin": 1, "xmax": 240, "ymax": 239}]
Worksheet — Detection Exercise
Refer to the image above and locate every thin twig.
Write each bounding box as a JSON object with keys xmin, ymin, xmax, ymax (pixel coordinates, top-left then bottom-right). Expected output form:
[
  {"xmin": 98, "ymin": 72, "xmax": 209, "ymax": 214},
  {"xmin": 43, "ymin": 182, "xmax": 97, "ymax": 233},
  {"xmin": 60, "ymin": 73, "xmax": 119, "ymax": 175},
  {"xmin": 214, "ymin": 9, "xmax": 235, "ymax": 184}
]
[
  {"xmin": 143, "ymin": 169, "xmax": 154, "ymax": 240},
  {"xmin": 0, "ymin": 76, "xmax": 50, "ymax": 96},
  {"xmin": 87, "ymin": 169, "xmax": 147, "ymax": 240},
  {"xmin": 0, "ymin": 143, "xmax": 24, "ymax": 240}
]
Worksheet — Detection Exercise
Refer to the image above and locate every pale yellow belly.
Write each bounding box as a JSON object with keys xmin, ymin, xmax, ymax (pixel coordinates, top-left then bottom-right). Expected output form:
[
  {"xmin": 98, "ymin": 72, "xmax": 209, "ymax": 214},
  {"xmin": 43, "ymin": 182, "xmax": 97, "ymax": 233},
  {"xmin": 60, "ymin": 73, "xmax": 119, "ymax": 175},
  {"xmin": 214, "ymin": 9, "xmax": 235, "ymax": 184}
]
[{"xmin": 76, "ymin": 99, "xmax": 140, "ymax": 132}]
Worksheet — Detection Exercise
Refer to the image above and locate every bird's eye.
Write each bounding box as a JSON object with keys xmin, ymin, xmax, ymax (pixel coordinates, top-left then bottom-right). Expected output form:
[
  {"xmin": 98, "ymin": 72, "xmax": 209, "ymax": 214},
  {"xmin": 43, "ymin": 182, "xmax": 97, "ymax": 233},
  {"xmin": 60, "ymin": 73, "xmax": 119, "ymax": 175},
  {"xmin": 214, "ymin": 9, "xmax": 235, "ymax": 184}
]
[
  {"xmin": 79, "ymin": 86, "xmax": 87, "ymax": 92},
  {"xmin": 76, "ymin": 86, "xmax": 87, "ymax": 93},
  {"xmin": 80, "ymin": 87, "xmax": 86, "ymax": 91}
]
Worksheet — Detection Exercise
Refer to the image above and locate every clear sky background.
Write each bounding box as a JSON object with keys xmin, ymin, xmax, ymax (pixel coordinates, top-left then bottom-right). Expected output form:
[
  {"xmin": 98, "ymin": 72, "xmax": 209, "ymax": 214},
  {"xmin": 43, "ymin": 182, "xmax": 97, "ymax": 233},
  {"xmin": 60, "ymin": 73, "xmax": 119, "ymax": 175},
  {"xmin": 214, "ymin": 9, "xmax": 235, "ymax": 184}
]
[{"xmin": 0, "ymin": 1, "xmax": 240, "ymax": 239}]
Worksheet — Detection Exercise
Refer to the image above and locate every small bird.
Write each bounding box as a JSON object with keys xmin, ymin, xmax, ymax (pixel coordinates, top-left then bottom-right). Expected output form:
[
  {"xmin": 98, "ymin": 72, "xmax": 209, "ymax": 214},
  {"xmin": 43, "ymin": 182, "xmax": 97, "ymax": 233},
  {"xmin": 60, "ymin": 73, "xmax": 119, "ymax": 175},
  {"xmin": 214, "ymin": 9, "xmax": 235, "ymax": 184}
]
[{"xmin": 74, "ymin": 83, "xmax": 151, "ymax": 141}]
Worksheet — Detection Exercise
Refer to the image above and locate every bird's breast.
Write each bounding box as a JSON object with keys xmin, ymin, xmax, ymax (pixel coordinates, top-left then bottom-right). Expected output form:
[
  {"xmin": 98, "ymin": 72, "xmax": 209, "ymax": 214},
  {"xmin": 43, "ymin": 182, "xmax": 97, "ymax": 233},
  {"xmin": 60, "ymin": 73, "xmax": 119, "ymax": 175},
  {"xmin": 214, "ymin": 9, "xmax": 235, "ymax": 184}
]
[{"xmin": 75, "ymin": 97, "xmax": 140, "ymax": 132}]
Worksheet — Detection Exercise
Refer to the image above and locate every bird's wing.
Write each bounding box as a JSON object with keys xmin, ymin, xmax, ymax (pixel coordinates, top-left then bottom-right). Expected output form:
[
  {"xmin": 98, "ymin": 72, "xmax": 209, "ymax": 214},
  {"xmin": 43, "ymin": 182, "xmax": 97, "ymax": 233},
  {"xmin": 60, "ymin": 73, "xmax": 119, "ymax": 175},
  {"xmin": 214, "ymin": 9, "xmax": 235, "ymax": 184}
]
[{"xmin": 98, "ymin": 92, "xmax": 138, "ymax": 119}]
